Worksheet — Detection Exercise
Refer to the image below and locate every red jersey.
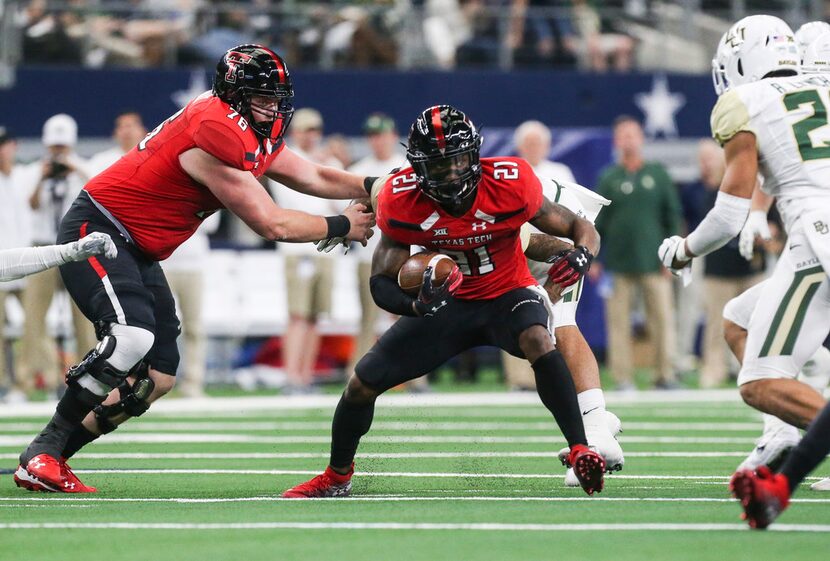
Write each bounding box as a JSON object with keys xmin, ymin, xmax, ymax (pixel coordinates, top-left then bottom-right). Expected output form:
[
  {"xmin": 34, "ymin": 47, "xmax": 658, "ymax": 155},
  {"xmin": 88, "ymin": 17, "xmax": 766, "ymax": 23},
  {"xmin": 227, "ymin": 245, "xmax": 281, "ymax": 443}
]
[
  {"xmin": 85, "ymin": 92, "xmax": 284, "ymax": 260},
  {"xmin": 376, "ymin": 157, "xmax": 543, "ymax": 300}
]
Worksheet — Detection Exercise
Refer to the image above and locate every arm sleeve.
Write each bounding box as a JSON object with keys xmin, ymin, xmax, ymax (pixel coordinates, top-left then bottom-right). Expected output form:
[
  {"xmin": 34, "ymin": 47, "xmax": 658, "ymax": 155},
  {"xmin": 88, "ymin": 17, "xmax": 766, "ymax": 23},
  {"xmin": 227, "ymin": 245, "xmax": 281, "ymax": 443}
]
[
  {"xmin": 0, "ymin": 245, "xmax": 68, "ymax": 282},
  {"xmin": 711, "ymin": 90, "xmax": 754, "ymax": 146},
  {"xmin": 193, "ymin": 120, "xmax": 252, "ymax": 171},
  {"xmin": 369, "ymin": 274, "xmax": 418, "ymax": 317},
  {"xmin": 685, "ymin": 191, "xmax": 751, "ymax": 257}
]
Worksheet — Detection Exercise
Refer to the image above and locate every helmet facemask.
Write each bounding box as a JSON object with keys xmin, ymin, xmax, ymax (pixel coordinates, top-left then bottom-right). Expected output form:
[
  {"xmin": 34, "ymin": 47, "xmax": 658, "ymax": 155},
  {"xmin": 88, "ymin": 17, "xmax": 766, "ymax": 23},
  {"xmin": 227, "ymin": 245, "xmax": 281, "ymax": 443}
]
[
  {"xmin": 243, "ymin": 91, "xmax": 294, "ymax": 143},
  {"xmin": 409, "ymin": 141, "xmax": 482, "ymax": 208}
]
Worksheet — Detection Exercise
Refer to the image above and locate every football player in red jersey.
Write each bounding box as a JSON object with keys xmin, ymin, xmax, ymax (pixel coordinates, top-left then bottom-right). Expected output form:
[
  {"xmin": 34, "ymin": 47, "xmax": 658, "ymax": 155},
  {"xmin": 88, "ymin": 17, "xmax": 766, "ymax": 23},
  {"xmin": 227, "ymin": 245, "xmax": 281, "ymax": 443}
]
[
  {"xmin": 284, "ymin": 105, "xmax": 606, "ymax": 498},
  {"xmin": 14, "ymin": 44, "xmax": 375, "ymax": 494}
]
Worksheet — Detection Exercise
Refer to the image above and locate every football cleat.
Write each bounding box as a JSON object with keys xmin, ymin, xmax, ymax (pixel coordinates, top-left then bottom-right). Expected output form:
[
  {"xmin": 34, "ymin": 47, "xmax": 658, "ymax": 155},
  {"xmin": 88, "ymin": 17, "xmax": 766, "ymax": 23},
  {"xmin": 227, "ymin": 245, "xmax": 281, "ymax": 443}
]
[
  {"xmin": 13, "ymin": 465, "xmax": 58, "ymax": 492},
  {"xmin": 59, "ymin": 458, "xmax": 96, "ymax": 493},
  {"xmin": 736, "ymin": 426, "xmax": 799, "ymax": 472},
  {"xmin": 560, "ymin": 410, "xmax": 624, "ymax": 486},
  {"xmin": 20, "ymin": 454, "xmax": 63, "ymax": 490},
  {"xmin": 730, "ymin": 467, "xmax": 791, "ymax": 529},
  {"xmin": 565, "ymin": 444, "xmax": 606, "ymax": 496},
  {"xmin": 810, "ymin": 477, "xmax": 830, "ymax": 491},
  {"xmin": 282, "ymin": 465, "xmax": 354, "ymax": 498}
]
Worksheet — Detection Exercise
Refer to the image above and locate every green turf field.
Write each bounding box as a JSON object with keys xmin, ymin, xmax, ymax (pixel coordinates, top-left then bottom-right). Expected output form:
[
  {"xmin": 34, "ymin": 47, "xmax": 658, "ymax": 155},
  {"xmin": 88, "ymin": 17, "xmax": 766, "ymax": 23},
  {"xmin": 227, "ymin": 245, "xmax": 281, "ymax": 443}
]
[{"xmin": 0, "ymin": 391, "xmax": 827, "ymax": 561}]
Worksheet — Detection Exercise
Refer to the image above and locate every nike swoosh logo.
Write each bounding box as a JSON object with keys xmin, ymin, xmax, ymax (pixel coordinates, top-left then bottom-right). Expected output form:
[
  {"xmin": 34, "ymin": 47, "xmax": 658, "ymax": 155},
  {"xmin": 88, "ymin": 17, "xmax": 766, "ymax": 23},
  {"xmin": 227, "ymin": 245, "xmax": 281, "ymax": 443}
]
[
  {"xmin": 790, "ymin": 244, "xmax": 802, "ymax": 250},
  {"xmin": 581, "ymin": 407, "xmax": 599, "ymax": 416}
]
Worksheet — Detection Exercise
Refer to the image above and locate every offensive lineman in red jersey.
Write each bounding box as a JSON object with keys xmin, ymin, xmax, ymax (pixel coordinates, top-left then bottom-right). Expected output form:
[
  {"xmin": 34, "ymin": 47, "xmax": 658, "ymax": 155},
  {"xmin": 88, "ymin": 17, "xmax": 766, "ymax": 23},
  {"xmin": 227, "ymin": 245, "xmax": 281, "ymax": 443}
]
[
  {"xmin": 284, "ymin": 105, "xmax": 606, "ymax": 498},
  {"xmin": 14, "ymin": 44, "xmax": 375, "ymax": 493}
]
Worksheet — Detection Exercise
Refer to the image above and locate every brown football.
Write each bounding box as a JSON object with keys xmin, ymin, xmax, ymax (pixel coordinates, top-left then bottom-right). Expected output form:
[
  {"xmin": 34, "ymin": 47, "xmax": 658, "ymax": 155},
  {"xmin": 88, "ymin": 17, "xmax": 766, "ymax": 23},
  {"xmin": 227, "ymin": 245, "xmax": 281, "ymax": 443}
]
[{"xmin": 397, "ymin": 251, "xmax": 458, "ymax": 295}]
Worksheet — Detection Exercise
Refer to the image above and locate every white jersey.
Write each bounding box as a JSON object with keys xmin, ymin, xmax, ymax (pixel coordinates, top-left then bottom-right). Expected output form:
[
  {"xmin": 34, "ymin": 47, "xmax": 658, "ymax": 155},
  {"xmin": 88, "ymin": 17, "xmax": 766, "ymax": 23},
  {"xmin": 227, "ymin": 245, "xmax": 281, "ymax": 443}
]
[{"xmin": 711, "ymin": 74, "xmax": 830, "ymax": 232}]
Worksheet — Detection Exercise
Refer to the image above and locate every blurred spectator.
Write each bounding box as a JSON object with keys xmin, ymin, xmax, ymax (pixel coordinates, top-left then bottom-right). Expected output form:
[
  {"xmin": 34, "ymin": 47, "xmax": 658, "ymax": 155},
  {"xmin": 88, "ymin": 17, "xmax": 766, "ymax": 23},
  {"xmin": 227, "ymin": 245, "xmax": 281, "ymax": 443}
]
[
  {"xmin": 0, "ymin": 128, "xmax": 35, "ymax": 403},
  {"xmin": 269, "ymin": 108, "xmax": 342, "ymax": 394},
  {"xmin": 694, "ymin": 139, "xmax": 765, "ymax": 388},
  {"xmin": 163, "ymin": 213, "xmax": 220, "ymax": 398},
  {"xmin": 322, "ymin": 6, "xmax": 398, "ymax": 67},
  {"xmin": 324, "ymin": 134, "xmax": 354, "ymax": 170},
  {"xmin": 346, "ymin": 113, "xmax": 407, "ymax": 376},
  {"xmin": 456, "ymin": 0, "xmax": 504, "ymax": 66},
  {"xmin": 594, "ymin": 115, "xmax": 681, "ymax": 390},
  {"xmin": 423, "ymin": 0, "xmax": 473, "ymax": 68},
  {"xmin": 181, "ymin": 6, "xmax": 256, "ymax": 64},
  {"xmin": 88, "ymin": 111, "xmax": 148, "ymax": 175},
  {"xmin": 514, "ymin": 120, "xmax": 575, "ymax": 182},
  {"xmin": 571, "ymin": 0, "xmax": 634, "ymax": 72},
  {"xmin": 17, "ymin": 114, "xmax": 96, "ymax": 398},
  {"xmin": 509, "ymin": 0, "xmax": 578, "ymax": 68},
  {"xmin": 17, "ymin": 0, "xmax": 83, "ymax": 64}
]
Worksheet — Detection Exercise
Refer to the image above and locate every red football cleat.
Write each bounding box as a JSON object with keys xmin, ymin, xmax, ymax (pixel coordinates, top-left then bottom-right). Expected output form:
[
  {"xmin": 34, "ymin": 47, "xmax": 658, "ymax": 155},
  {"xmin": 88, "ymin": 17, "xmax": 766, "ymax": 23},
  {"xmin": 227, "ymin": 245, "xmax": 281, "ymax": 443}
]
[
  {"xmin": 14, "ymin": 465, "xmax": 58, "ymax": 492},
  {"xmin": 19, "ymin": 454, "xmax": 63, "ymax": 491},
  {"xmin": 59, "ymin": 458, "xmax": 97, "ymax": 493},
  {"xmin": 566, "ymin": 444, "xmax": 606, "ymax": 496},
  {"xmin": 283, "ymin": 465, "xmax": 354, "ymax": 498},
  {"xmin": 730, "ymin": 467, "xmax": 791, "ymax": 529}
]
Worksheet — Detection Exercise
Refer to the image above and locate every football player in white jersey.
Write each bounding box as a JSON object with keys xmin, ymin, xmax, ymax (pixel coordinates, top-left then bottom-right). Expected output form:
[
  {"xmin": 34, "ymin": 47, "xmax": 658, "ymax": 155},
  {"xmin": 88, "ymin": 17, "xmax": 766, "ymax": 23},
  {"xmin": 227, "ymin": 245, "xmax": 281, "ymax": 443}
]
[
  {"xmin": 721, "ymin": 30, "xmax": 830, "ymax": 491},
  {"xmin": 795, "ymin": 21, "xmax": 830, "ymax": 58},
  {"xmin": 658, "ymin": 15, "xmax": 830, "ymax": 528},
  {"xmin": 517, "ymin": 179, "xmax": 624, "ymax": 485}
]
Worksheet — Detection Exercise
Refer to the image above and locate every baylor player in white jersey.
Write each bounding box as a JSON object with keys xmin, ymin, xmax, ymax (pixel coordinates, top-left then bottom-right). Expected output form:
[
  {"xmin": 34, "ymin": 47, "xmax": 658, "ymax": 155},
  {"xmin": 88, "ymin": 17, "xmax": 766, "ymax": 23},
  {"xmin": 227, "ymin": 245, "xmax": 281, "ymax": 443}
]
[{"xmin": 660, "ymin": 15, "xmax": 830, "ymax": 447}]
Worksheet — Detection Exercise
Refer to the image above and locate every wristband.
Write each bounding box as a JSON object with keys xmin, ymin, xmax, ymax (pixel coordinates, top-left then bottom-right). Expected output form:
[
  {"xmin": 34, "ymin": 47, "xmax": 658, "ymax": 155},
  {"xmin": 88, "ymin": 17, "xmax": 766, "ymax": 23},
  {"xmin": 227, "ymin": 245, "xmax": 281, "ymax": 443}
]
[
  {"xmin": 363, "ymin": 176, "xmax": 379, "ymax": 196},
  {"xmin": 325, "ymin": 215, "xmax": 351, "ymax": 239}
]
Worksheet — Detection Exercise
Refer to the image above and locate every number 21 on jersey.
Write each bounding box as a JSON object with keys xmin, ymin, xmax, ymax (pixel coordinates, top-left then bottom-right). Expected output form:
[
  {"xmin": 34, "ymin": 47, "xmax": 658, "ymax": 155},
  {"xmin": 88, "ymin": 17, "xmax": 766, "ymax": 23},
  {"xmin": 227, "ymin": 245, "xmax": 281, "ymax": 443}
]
[{"xmin": 443, "ymin": 246, "xmax": 494, "ymax": 276}]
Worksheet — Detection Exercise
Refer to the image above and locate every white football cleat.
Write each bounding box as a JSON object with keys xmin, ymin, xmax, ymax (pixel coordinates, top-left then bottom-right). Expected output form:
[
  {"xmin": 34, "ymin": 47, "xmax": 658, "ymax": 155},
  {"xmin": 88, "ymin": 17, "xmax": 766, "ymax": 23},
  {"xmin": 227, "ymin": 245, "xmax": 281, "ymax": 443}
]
[
  {"xmin": 736, "ymin": 425, "xmax": 800, "ymax": 472},
  {"xmin": 561, "ymin": 410, "xmax": 624, "ymax": 486},
  {"xmin": 810, "ymin": 477, "xmax": 830, "ymax": 491}
]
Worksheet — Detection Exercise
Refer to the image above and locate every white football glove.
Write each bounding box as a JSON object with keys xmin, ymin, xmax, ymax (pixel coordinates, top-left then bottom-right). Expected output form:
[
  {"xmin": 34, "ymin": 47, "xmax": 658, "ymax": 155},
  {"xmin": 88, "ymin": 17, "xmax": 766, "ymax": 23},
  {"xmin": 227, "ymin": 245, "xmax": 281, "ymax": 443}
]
[
  {"xmin": 316, "ymin": 237, "xmax": 348, "ymax": 254},
  {"xmin": 658, "ymin": 235, "xmax": 689, "ymax": 276},
  {"xmin": 738, "ymin": 210, "xmax": 771, "ymax": 261},
  {"xmin": 64, "ymin": 232, "xmax": 118, "ymax": 262}
]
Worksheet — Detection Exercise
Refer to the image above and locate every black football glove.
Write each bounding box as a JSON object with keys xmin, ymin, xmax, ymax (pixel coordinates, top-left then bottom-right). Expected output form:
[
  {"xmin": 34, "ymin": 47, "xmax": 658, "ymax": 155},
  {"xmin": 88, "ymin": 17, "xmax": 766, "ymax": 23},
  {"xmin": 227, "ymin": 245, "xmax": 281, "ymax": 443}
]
[
  {"xmin": 546, "ymin": 246, "xmax": 593, "ymax": 288},
  {"xmin": 413, "ymin": 264, "xmax": 463, "ymax": 318}
]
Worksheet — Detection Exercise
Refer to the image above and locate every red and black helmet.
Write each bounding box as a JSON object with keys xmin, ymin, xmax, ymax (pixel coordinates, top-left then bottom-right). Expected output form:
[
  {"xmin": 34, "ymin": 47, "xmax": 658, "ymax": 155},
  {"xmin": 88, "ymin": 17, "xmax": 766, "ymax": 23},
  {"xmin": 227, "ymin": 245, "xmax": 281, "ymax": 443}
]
[
  {"xmin": 213, "ymin": 44, "xmax": 294, "ymax": 143},
  {"xmin": 406, "ymin": 105, "xmax": 482, "ymax": 207}
]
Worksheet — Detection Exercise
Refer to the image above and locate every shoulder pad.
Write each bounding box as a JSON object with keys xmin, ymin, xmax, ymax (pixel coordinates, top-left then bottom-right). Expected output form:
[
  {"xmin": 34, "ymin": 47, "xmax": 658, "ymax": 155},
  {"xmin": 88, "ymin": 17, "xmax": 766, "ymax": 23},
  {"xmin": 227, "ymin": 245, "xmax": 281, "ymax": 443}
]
[{"xmin": 711, "ymin": 89, "xmax": 754, "ymax": 146}]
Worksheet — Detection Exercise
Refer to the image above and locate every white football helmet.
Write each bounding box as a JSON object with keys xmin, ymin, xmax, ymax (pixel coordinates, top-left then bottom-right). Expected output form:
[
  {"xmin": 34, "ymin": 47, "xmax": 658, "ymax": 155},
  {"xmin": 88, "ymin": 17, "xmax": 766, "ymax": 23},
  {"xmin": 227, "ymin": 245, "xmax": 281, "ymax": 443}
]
[
  {"xmin": 802, "ymin": 31, "xmax": 830, "ymax": 74},
  {"xmin": 795, "ymin": 21, "xmax": 830, "ymax": 58},
  {"xmin": 714, "ymin": 15, "xmax": 799, "ymax": 95}
]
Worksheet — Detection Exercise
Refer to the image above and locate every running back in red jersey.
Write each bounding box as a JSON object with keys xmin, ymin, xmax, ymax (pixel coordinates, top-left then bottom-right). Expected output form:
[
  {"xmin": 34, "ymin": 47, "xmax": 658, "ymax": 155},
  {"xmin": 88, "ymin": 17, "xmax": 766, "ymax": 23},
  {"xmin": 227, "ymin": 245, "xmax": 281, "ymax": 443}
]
[
  {"xmin": 84, "ymin": 91, "xmax": 285, "ymax": 260},
  {"xmin": 375, "ymin": 157, "xmax": 543, "ymax": 300}
]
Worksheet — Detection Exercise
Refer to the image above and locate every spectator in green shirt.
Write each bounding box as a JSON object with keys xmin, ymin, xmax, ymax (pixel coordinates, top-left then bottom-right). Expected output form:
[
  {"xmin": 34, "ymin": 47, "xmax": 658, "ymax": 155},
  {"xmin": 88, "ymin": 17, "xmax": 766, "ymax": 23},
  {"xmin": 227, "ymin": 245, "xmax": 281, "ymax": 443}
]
[{"xmin": 594, "ymin": 115, "xmax": 682, "ymax": 390}]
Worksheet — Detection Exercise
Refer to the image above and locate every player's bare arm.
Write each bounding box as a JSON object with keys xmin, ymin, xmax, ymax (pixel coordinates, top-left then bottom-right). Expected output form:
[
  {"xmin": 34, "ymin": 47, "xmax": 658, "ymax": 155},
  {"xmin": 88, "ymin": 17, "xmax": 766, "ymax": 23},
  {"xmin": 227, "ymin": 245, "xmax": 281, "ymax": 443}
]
[
  {"xmin": 524, "ymin": 233, "xmax": 574, "ymax": 262},
  {"xmin": 180, "ymin": 147, "xmax": 374, "ymax": 243},
  {"xmin": 265, "ymin": 147, "xmax": 369, "ymax": 200},
  {"xmin": 529, "ymin": 197, "xmax": 601, "ymax": 256}
]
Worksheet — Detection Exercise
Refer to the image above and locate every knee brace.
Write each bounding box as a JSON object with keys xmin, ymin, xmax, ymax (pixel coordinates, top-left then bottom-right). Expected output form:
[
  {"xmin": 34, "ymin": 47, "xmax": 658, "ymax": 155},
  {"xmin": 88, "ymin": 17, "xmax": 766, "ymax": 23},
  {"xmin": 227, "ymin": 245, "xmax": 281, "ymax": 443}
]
[
  {"xmin": 66, "ymin": 323, "xmax": 155, "ymax": 400},
  {"xmin": 93, "ymin": 361, "xmax": 155, "ymax": 434}
]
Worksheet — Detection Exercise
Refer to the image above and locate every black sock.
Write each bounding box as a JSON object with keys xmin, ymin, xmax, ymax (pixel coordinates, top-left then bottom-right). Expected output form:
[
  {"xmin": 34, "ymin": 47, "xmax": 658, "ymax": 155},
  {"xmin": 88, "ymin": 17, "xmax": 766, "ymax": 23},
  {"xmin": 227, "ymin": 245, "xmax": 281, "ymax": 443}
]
[
  {"xmin": 532, "ymin": 350, "xmax": 587, "ymax": 448},
  {"xmin": 20, "ymin": 386, "xmax": 104, "ymax": 465},
  {"xmin": 62, "ymin": 426, "xmax": 101, "ymax": 460},
  {"xmin": 780, "ymin": 401, "xmax": 830, "ymax": 494},
  {"xmin": 329, "ymin": 392, "xmax": 375, "ymax": 469}
]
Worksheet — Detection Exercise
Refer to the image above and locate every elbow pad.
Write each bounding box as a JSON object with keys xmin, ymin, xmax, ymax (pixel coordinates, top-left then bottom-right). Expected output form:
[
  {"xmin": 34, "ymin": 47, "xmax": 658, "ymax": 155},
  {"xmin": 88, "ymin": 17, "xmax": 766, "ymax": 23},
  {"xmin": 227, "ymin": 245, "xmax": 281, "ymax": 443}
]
[
  {"xmin": 369, "ymin": 274, "xmax": 418, "ymax": 317},
  {"xmin": 686, "ymin": 192, "xmax": 750, "ymax": 257}
]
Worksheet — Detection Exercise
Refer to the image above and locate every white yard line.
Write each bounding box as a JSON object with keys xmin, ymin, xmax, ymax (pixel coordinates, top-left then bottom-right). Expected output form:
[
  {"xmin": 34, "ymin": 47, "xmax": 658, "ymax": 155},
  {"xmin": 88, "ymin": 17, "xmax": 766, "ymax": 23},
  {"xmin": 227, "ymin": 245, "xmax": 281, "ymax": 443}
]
[
  {"xmin": 0, "ymin": 421, "xmax": 764, "ymax": 433},
  {"xmin": 0, "ymin": 451, "xmax": 755, "ymax": 460},
  {"xmin": 0, "ymin": 434, "xmax": 759, "ymax": 447},
  {"xmin": 0, "ymin": 521, "xmax": 825, "ymax": 532},
  {"xmin": 0, "ymin": 389, "xmax": 743, "ymax": 418},
  {"xmin": 1, "ymin": 495, "xmax": 828, "ymax": 504}
]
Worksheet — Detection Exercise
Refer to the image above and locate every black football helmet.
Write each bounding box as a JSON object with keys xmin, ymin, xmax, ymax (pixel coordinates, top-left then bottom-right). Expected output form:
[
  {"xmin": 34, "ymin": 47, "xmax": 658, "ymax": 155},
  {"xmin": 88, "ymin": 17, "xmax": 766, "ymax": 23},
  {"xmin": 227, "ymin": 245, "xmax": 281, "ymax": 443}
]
[
  {"xmin": 406, "ymin": 105, "xmax": 482, "ymax": 207},
  {"xmin": 213, "ymin": 44, "xmax": 294, "ymax": 143}
]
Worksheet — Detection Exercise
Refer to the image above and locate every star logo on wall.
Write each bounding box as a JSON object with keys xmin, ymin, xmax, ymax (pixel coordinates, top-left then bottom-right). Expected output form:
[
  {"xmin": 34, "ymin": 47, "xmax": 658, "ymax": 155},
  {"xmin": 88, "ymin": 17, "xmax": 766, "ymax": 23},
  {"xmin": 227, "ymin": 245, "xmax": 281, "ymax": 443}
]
[{"xmin": 634, "ymin": 75, "xmax": 686, "ymax": 138}]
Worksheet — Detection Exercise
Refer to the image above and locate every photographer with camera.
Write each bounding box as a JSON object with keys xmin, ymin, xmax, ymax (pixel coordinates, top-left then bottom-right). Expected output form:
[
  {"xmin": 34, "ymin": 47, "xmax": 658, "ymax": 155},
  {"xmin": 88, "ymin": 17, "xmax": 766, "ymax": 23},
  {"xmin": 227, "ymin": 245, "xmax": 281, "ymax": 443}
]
[{"xmin": 17, "ymin": 114, "xmax": 96, "ymax": 401}]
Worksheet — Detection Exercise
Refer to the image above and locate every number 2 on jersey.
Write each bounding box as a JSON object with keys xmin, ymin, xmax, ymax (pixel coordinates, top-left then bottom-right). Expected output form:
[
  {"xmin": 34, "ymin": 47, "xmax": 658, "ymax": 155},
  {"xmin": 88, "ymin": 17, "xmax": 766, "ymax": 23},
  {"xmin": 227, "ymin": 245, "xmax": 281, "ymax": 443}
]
[{"xmin": 784, "ymin": 89, "xmax": 830, "ymax": 161}]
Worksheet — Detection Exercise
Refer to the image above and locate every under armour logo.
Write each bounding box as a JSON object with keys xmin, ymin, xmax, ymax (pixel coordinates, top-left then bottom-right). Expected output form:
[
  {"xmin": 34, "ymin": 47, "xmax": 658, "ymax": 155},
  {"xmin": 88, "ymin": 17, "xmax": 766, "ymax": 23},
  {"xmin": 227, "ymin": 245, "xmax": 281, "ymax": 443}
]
[
  {"xmin": 430, "ymin": 300, "xmax": 448, "ymax": 313},
  {"xmin": 31, "ymin": 459, "xmax": 45, "ymax": 469},
  {"xmin": 64, "ymin": 481, "xmax": 76, "ymax": 490},
  {"xmin": 576, "ymin": 255, "xmax": 588, "ymax": 267},
  {"xmin": 814, "ymin": 221, "xmax": 829, "ymax": 235},
  {"xmin": 471, "ymin": 222, "xmax": 487, "ymax": 232}
]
